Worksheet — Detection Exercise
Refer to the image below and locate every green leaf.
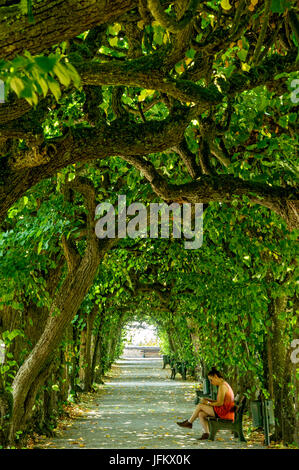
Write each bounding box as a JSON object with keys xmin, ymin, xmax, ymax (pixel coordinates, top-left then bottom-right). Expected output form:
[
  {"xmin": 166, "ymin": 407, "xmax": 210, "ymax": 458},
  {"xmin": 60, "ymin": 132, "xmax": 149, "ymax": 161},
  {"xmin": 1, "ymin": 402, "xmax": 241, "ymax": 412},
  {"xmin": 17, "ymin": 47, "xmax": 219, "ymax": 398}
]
[
  {"xmin": 109, "ymin": 37, "xmax": 119, "ymax": 47},
  {"xmin": 53, "ymin": 62, "xmax": 71, "ymax": 87},
  {"xmin": 107, "ymin": 23, "xmax": 122, "ymax": 36},
  {"xmin": 186, "ymin": 48, "xmax": 196, "ymax": 59},
  {"xmin": 10, "ymin": 77, "xmax": 24, "ymax": 96},
  {"xmin": 11, "ymin": 56, "xmax": 28, "ymax": 69},
  {"xmin": 36, "ymin": 76, "xmax": 48, "ymax": 98},
  {"xmin": 48, "ymin": 77, "xmax": 61, "ymax": 101},
  {"xmin": 271, "ymin": 0, "xmax": 291, "ymax": 13},
  {"xmin": 138, "ymin": 89, "xmax": 155, "ymax": 102},
  {"xmin": 237, "ymin": 49, "xmax": 248, "ymax": 62},
  {"xmin": 37, "ymin": 240, "xmax": 43, "ymax": 254},
  {"xmin": 35, "ymin": 56, "xmax": 57, "ymax": 73},
  {"xmin": 64, "ymin": 63, "xmax": 81, "ymax": 88}
]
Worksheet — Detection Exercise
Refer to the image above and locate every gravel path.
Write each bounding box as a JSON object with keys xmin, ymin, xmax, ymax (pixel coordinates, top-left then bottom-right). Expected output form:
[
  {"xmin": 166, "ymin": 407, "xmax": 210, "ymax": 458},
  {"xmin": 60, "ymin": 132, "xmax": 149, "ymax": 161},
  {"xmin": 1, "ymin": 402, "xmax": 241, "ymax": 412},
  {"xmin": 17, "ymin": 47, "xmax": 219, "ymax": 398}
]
[{"xmin": 36, "ymin": 358, "xmax": 263, "ymax": 449}]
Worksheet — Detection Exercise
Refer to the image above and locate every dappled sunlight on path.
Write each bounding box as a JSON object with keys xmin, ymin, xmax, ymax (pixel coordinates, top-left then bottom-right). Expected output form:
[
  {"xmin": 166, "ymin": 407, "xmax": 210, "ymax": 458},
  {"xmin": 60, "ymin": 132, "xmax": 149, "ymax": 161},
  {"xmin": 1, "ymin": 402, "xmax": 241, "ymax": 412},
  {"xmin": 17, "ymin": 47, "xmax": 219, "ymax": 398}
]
[{"xmin": 35, "ymin": 358, "xmax": 263, "ymax": 449}]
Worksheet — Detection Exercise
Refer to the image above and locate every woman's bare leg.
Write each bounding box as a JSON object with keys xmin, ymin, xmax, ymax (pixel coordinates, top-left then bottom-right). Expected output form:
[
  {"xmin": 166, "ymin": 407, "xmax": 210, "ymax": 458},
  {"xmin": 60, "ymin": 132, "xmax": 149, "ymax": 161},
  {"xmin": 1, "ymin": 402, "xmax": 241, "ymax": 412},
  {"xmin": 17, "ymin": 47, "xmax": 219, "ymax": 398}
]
[
  {"xmin": 177, "ymin": 403, "xmax": 215, "ymax": 431},
  {"xmin": 189, "ymin": 403, "xmax": 215, "ymax": 424},
  {"xmin": 198, "ymin": 411, "xmax": 210, "ymax": 434},
  {"xmin": 189, "ymin": 404, "xmax": 202, "ymax": 423}
]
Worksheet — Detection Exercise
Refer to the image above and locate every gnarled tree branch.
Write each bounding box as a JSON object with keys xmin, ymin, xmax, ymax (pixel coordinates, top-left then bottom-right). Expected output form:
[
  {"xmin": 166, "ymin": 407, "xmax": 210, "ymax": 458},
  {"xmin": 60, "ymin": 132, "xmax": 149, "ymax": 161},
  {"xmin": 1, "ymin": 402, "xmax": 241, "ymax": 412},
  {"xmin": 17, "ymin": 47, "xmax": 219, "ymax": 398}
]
[{"xmin": 119, "ymin": 154, "xmax": 299, "ymax": 230}]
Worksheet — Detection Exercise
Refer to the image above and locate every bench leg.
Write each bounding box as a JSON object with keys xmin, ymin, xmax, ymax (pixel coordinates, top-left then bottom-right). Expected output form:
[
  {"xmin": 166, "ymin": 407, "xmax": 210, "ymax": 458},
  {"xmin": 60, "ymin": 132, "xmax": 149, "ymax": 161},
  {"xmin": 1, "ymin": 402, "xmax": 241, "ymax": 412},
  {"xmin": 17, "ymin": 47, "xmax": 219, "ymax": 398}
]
[
  {"xmin": 208, "ymin": 422, "xmax": 217, "ymax": 441},
  {"xmin": 237, "ymin": 425, "xmax": 246, "ymax": 442}
]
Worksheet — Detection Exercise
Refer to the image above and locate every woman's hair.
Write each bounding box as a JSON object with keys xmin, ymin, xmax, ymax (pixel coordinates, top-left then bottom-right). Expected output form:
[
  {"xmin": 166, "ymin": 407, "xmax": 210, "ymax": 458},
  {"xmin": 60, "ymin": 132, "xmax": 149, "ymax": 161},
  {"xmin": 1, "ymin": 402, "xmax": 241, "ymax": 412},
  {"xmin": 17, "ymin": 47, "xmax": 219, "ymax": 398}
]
[{"xmin": 207, "ymin": 367, "xmax": 224, "ymax": 378}]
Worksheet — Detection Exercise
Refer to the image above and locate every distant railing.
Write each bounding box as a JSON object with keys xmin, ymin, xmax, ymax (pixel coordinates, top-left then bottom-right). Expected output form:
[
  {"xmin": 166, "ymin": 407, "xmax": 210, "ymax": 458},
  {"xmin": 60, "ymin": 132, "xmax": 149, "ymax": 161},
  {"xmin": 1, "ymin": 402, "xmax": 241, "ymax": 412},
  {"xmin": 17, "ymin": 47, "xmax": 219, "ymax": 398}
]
[{"xmin": 122, "ymin": 346, "xmax": 161, "ymax": 358}]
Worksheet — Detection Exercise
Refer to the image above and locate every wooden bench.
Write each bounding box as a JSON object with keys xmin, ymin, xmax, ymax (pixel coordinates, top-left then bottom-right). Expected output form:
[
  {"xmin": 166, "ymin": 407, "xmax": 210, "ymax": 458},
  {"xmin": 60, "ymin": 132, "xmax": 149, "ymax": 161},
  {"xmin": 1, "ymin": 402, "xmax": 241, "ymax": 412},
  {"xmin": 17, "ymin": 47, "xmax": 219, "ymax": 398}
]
[
  {"xmin": 170, "ymin": 361, "xmax": 187, "ymax": 380},
  {"xmin": 206, "ymin": 396, "xmax": 247, "ymax": 442}
]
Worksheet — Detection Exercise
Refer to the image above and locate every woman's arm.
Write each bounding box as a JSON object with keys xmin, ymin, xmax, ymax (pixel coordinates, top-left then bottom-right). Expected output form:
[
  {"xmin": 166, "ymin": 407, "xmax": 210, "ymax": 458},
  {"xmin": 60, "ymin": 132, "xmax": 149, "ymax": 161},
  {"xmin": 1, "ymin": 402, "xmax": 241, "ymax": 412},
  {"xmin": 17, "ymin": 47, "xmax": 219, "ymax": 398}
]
[{"xmin": 205, "ymin": 384, "xmax": 226, "ymax": 407}]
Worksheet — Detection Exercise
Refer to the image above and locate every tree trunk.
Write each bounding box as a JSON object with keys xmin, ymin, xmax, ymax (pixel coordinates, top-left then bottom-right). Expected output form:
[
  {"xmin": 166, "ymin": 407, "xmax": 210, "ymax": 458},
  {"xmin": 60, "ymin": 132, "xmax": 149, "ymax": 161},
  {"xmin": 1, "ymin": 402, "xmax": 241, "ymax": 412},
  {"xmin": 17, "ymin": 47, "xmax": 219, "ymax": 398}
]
[
  {"xmin": 78, "ymin": 304, "xmax": 99, "ymax": 392},
  {"xmin": 91, "ymin": 329, "xmax": 101, "ymax": 386},
  {"xmin": 91, "ymin": 308, "xmax": 106, "ymax": 385},
  {"xmin": 106, "ymin": 314, "xmax": 124, "ymax": 368},
  {"xmin": 83, "ymin": 304, "xmax": 99, "ymax": 391},
  {"xmin": 292, "ymin": 295, "xmax": 299, "ymax": 446},
  {"xmin": 69, "ymin": 322, "xmax": 80, "ymax": 396},
  {"xmin": 79, "ymin": 325, "xmax": 87, "ymax": 386},
  {"xmin": 0, "ymin": 373, "xmax": 13, "ymax": 447},
  {"xmin": 8, "ymin": 238, "xmax": 112, "ymax": 443},
  {"xmin": 270, "ymin": 296, "xmax": 296, "ymax": 444},
  {"xmin": 167, "ymin": 328, "xmax": 178, "ymax": 356},
  {"xmin": 0, "ymin": 0, "xmax": 137, "ymax": 60}
]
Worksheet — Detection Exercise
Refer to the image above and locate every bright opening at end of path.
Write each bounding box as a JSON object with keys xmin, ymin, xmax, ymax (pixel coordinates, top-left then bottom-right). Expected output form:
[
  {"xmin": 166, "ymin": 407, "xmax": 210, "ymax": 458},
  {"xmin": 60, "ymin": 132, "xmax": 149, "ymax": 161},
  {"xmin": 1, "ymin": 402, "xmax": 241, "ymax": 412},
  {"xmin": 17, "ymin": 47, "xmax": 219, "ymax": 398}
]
[{"xmin": 123, "ymin": 321, "xmax": 159, "ymax": 346}]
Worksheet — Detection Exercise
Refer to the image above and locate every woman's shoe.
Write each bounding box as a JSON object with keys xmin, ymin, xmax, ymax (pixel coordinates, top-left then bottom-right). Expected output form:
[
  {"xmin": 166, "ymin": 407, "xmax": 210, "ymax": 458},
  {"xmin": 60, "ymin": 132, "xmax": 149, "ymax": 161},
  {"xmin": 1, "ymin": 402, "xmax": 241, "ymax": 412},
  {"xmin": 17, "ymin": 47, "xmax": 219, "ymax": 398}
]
[
  {"xmin": 176, "ymin": 419, "xmax": 192, "ymax": 428},
  {"xmin": 197, "ymin": 433, "xmax": 209, "ymax": 440}
]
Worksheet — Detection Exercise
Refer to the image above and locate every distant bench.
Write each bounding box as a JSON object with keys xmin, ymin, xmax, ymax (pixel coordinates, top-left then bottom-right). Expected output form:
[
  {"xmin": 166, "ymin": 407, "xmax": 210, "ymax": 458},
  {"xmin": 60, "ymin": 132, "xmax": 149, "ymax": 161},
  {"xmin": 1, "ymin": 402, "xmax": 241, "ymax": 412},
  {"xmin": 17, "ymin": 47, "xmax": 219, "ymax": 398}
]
[
  {"xmin": 162, "ymin": 355, "xmax": 195, "ymax": 381},
  {"xmin": 162, "ymin": 355, "xmax": 171, "ymax": 369},
  {"xmin": 171, "ymin": 361, "xmax": 187, "ymax": 380}
]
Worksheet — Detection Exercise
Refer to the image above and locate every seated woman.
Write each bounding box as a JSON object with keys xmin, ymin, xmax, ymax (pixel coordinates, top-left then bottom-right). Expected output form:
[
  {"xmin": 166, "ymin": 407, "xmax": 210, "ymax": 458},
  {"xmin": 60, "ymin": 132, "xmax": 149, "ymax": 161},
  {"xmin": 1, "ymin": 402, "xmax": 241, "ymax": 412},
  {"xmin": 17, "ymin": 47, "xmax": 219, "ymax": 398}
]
[{"xmin": 177, "ymin": 366, "xmax": 235, "ymax": 440}]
